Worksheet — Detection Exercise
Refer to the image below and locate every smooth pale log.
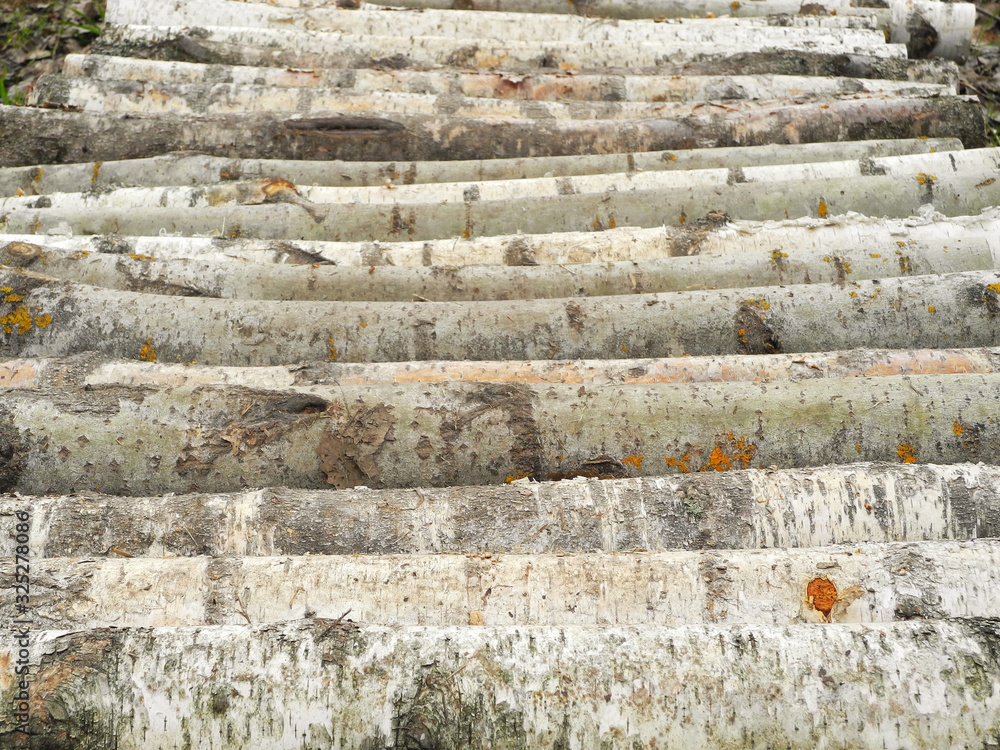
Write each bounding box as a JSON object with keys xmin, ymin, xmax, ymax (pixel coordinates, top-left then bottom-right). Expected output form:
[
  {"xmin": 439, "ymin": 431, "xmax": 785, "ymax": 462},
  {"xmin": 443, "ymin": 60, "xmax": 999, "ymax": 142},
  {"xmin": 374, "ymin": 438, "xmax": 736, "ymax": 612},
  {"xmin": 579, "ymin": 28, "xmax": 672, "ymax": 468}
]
[
  {"xmin": 2, "ymin": 345, "xmax": 998, "ymax": 390},
  {"xmin": 4, "ymin": 462, "xmax": 999, "ymax": 557},
  {"xmin": 88, "ymin": 23, "xmax": 902, "ymax": 71},
  {"xmin": 3, "ymin": 267, "xmax": 1000, "ymax": 365},
  {"xmin": 6, "ymin": 238, "xmax": 996, "ymax": 301},
  {"xmin": 0, "ymin": 374, "xmax": 999, "ymax": 494},
  {"xmin": 6, "ymin": 540, "xmax": 998, "ymax": 628},
  {"xmin": 32, "ymin": 74, "xmax": 945, "ymax": 119},
  {"xmin": 5, "ymin": 209, "xmax": 996, "ymax": 267},
  {"xmin": 5, "ymin": 620, "xmax": 1000, "ymax": 749},
  {"xmin": 106, "ymin": 0, "xmax": 887, "ymax": 42},
  {"xmin": 6, "ymin": 154, "xmax": 999, "ymax": 240},
  {"xmin": 0, "ymin": 139, "xmax": 963, "ymax": 195},
  {"xmin": 62, "ymin": 54, "xmax": 953, "ymax": 101}
]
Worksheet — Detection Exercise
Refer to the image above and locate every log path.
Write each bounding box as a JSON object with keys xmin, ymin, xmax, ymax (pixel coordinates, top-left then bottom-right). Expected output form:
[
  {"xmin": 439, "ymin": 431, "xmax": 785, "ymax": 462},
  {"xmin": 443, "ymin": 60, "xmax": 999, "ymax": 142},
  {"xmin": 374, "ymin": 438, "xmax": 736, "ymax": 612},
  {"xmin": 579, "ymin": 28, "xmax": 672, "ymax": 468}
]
[{"xmin": 1, "ymin": 0, "xmax": 999, "ymax": 747}]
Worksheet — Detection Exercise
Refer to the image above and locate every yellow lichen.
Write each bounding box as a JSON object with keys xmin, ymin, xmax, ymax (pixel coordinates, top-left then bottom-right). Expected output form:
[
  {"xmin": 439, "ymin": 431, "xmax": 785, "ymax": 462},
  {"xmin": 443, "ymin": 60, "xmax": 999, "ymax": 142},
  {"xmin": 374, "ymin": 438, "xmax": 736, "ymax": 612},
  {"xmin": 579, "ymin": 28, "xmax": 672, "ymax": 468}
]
[
  {"xmin": 3, "ymin": 293, "xmax": 24, "ymax": 303},
  {"xmin": 870, "ymin": 253, "xmax": 881, "ymax": 258},
  {"xmin": 915, "ymin": 173, "xmax": 937, "ymax": 185},
  {"xmin": 328, "ymin": 338, "xmax": 338, "ymax": 361},
  {"xmin": 0, "ymin": 306, "xmax": 33, "ymax": 334},
  {"xmin": 897, "ymin": 443, "xmax": 917, "ymax": 464},
  {"xmin": 139, "ymin": 339, "xmax": 156, "ymax": 362},
  {"xmin": 817, "ymin": 199, "xmax": 828, "ymax": 218},
  {"xmin": 987, "ymin": 283, "xmax": 1000, "ymax": 294},
  {"xmin": 928, "ymin": 306, "xmax": 936, "ymax": 313},
  {"xmin": 33, "ymin": 313, "xmax": 51, "ymax": 329},
  {"xmin": 92, "ymin": 161, "xmax": 103, "ymax": 184},
  {"xmin": 128, "ymin": 253, "xmax": 155, "ymax": 261}
]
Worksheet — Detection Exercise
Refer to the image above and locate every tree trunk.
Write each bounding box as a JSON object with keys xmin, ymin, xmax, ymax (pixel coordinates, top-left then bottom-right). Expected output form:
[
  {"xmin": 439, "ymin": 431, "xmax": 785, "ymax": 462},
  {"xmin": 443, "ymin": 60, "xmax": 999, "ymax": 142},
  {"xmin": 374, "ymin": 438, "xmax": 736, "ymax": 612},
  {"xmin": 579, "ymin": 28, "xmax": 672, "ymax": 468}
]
[
  {"xmin": 63, "ymin": 53, "xmax": 953, "ymax": 101},
  {"xmin": 3, "ymin": 620, "xmax": 999, "ymax": 749},
  {"xmin": 5, "ymin": 150, "xmax": 998, "ymax": 239},
  {"xmin": 2, "ymin": 95, "xmax": 986, "ymax": 166},
  {"xmin": 0, "ymin": 137, "xmax": 961, "ymax": 194},
  {"xmin": 5, "ymin": 461, "xmax": 998, "ymax": 557},
  {"xmin": 4, "ymin": 208, "xmax": 995, "ymax": 268},
  {"xmin": 4, "ymin": 267, "xmax": 1000, "ymax": 364},
  {"xmin": 7, "ymin": 540, "xmax": 999, "ymax": 629},
  {"xmin": 7, "ymin": 235, "xmax": 995, "ymax": 301},
  {"xmin": 93, "ymin": 26, "xmax": 962, "ymax": 83},
  {"xmin": 1, "ymin": 374, "xmax": 999, "ymax": 494}
]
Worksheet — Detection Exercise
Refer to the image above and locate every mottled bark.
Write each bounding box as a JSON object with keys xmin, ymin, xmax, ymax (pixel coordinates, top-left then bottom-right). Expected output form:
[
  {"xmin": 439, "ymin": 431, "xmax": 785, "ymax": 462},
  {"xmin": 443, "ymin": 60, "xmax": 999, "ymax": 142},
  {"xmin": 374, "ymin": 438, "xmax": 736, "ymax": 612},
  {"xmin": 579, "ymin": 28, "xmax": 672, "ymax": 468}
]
[
  {"xmin": 2, "ymin": 267, "xmax": 1000, "ymax": 365},
  {"xmin": 63, "ymin": 53, "xmax": 952, "ymax": 101},
  {"xmin": 0, "ymin": 374, "xmax": 999, "ymax": 494},
  {"xmin": 7, "ymin": 237, "xmax": 995, "ymax": 302},
  {"xmin": 4, "ymin": 462, "xmax": 999, "ymax": 557},
  {"xmin": 3, "ymin": 620, "xmax": 999, "ymax": 749},
  {"xmin": 0, "ymin": 94, "xmax": 986, "ymax": 166}
]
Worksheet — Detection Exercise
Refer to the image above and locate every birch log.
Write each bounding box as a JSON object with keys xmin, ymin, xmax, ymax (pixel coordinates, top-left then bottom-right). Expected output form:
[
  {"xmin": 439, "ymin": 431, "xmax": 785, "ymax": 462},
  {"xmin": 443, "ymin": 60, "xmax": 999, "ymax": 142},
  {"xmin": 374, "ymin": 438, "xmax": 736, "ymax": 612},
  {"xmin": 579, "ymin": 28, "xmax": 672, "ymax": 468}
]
[
  {"xmin": 2, "ymin": 267, "xmax": 1000, "ymax": 365},
  {"xmin": 4, "ymin": 462, "xmax": 999, "ymax": 557},
  {"xmin": 32, "ymin": 74, "xmax": 946, "ymax": 119},
  {"xmin": 6, "ymin": 540, "xmax": 999, "ymax": 628},
  {"xmin": 3, "ymin": 620, "xmax": 999, "ymax": 749},
  {"xmin": 5, "ymin": 209, "xmax": 996, "ymax": 267},
  {"xmin": 106, "ymin": 1, "xmax": 887, "ymax": 43},
  {"xmin": 0, "ymin": 138, "xmax": 962, "ymax": 195},
  {"xmin": 87, "ymin": 23, "xmax": 904, "ymax": 71},
  {"xmin": 2, "ymin": 96, "xmax": 986, "ymax": 166},
  {"xmin": 6, "ymin": 238, "xmax": 995, "ymax": 301},
  {"xmin": 62, "ymin": 54, "xmax": 953, "ymax": 101},
  {"xmin": 93, "ymin": 26, "xmax": 960, "ymax": 84},
  {"xmin": 0, "ymin": 374, "xmax": 999, "ymax": 494},
  {"xmin": 6, "ymin": 157, "xmax": 999, "ymax": 240}
]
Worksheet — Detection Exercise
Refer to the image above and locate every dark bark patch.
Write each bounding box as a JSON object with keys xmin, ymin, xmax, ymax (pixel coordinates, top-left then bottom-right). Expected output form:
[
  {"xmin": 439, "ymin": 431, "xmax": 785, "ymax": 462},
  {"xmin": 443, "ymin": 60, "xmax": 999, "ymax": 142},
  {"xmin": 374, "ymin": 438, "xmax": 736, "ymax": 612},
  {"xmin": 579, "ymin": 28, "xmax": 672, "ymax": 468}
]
[
  {"xmin": 905, "ymin": 12, "xmax": 940, "ymax": 59},
  {"xmin": 319, "ymin": 404, "xmax": 396, "ymax": 490},
  {"xmin": 0, "ymin": 407, "xmax": 26, "ymax": 492},
  {"xmin": 734, "ymin": 305, "xmax": 782, "ymax": 355},
  {"xmin": 565, "ymin": 301, "xmax": 586, "ymax": 333},
  {"xmin": 503, "ymin": 237, "xmax": 537, "ymax": 266}
]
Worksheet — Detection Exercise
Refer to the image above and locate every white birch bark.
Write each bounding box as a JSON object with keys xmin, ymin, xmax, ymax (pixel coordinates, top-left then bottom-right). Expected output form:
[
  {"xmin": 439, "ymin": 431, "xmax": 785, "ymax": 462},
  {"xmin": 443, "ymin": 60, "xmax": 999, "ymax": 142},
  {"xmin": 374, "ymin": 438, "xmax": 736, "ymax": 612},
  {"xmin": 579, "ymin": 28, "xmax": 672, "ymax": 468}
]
[
  {"xmin": 93, "ymin": 22, "xmax": 908, "ymax": 70},
  {"xmin": 62, "ymin": 53, "xmax": 953, "ymax": 99},
  {"xmin": 6, "ymin": 540, "xmax": 998, "ymax": 628},
  {"xmin": 4, "ymin": 620, "xmax": 999, "ymax": 748},
  {"xmin": 5, "ymin": 152, "xmax": 998, "ymax": 239},
  {"xmin": 4, "ymin": 462, "xmax": 998, "ymax": 557},
  {"xmin": 1, "ymin": 373, "xmax": 999, "ymax": 494},
  {"xmin": 5, "ymin": 235, "xmax": 995, "ymax": 301},
  {"xmin": 0, "ymin": 138, "xmax": 962, "ymax": 195},
  {"xmin": 107, "ymin": 0, "xmax": 889, "ymax": 42}
]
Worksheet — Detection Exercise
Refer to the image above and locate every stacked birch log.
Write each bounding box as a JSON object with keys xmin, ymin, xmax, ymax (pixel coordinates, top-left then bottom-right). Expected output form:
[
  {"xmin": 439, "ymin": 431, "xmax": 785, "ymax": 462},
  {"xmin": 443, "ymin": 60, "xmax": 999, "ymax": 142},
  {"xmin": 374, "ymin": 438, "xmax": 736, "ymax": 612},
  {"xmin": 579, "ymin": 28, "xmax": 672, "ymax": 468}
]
[{"xmin": 2, "ymin": 0, "xmax": 1000, "ymax": 745}]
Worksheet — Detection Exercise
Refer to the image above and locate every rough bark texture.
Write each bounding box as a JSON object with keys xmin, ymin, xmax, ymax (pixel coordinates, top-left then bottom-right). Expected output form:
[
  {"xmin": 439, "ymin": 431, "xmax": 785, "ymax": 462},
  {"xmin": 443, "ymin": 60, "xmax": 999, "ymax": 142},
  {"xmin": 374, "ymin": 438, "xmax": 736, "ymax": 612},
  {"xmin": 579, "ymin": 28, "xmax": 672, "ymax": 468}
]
[
  {"xmin": 4, "ymin": 462, "xmax": 999, "ymax": 557},
  {"xmin": 1, "ymin": 375, "xmax": 999, "ymax": 494},
  {"xmin": 0, "ymin": 95, "xmax": 986, "ymax": 167},
  {"xmin": 2, "ymin": 620, "xmax": 999, "ymax": 749},
  {"xmin": 2, "ymin": 267, "xmax": 1000, "ymax": 365}
]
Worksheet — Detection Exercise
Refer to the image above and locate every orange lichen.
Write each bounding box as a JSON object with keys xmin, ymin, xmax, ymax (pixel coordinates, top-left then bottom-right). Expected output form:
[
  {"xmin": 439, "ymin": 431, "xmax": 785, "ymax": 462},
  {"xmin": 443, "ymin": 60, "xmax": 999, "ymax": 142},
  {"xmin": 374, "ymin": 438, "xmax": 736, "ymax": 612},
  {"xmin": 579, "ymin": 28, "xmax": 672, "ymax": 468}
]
[
  {"xmin": 505, "ymin": 469, "xmax": 531, "ymax": 483},
  {"xmin": 665, "ymin": 454, "xmax": 691, "ymax": 473},
  {"xmin": 678, "ymin": 212, "xmax": 686, "ymax": 224},
  {"xmin": 928, "ymin": 306, "xmax": 936, "ymax": 313},
  {"xmin": 92, "ymin": 161, "xmax": 102, "ymax": 184},
  {"xmin": 128, "ymin": 253, "xmax": 155, "ymax": 261},
  {"xmin": 897, "ymin": 443, "xmax": 917, "ymax": 463},
  {"xmin": 608, "ymin": 217, "xmax": 617, "ymax": 229},
  {"xmin": 327, "ymin": 338, "xmax": 338, "ymax": 361},
  {"xmin": 139, "ymin": 339, "xmax": 156, "ymax": 362},
  {"xmin": 953, "ymin": 422, "xmax": 964, "ymax": 436},
  {"xmin": 915, "ymin": 173, "xmax": 937, "ymax": 185},
  {"xmin": 701, "ymin": 432, "xmax": 757, "ymax": 472},
  {"xmin": 623, "ymin": 454, "xmax": 643, "ymax": 471},
  {"xmin": 817, "ymin": 199, "xmax": 828, "ymax": 218},
  {"xmin": 806, "ymin": 577, "xmax": 838, "ymax": 619}
]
